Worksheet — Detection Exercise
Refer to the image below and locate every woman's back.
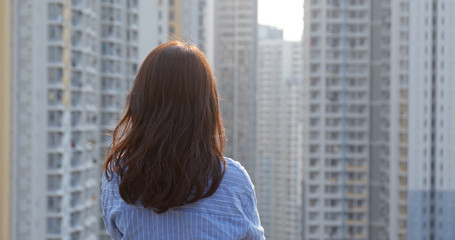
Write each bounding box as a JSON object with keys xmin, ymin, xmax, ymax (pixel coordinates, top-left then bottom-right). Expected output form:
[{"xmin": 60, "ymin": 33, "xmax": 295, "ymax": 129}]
[
  {"xmin": 102, "ymin": 158, "xmax": 264, "ymax": 239},
  {"xmin": 101, "ymin": 41, "xmax": 264, "ymax": 239}
]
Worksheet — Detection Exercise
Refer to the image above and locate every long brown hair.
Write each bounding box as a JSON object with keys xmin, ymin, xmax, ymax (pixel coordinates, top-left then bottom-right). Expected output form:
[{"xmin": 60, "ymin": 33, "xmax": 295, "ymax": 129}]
[{"xmin": 104, "ymin": 41, "xmax": 226, "ymax": 213}]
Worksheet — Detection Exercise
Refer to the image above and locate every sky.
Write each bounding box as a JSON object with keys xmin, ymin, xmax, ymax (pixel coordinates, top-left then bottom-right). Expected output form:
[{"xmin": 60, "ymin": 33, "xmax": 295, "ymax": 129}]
[{"xmin": 258, "ymin": 0, "xmax": 304, "ymax": 41}]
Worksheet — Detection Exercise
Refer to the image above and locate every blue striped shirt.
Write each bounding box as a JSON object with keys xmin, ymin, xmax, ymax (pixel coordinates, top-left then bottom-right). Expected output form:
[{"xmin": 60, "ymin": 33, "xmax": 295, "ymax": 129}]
[{"xmin": 101, "ymin": 158, "xmax": 265, "ymax": 239}]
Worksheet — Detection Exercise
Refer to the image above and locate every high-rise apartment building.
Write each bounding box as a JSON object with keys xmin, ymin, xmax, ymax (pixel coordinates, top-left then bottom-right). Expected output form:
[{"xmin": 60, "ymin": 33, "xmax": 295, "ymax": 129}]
[
  {"xmin": 99, "ymin": 0, "xmax": 140, "ymax": 239},
  {"xmin": 256, "ymin": 25, "xmax": 283, "ymax": 238},
  {"xmin": 11, "ymin": 1, "xmax": 101, "ymax": 239},
  {"xmin": 257, "ymin": 25, "xmax": 303, "ymax": 240},
  {"xmin": 138, "ymin": 0, "xmax": 169, "ymax": 60},
  {"xmin": 168, "ymin": 0, "xmax": 209, "ymax": 52},
  {"xmin": 304, "ymin": 1, "xmax": 455, "ymax": 240},
  {"xmin": 384, "ymin": 1, "xmax": 455, "ymax": 240},
  {"xmin": 9, "ymin": 1, "xmax": 139, "ymax": 239},
  {"xmin": 302, "ymin": 0, "xmax": 378, "ymax": 239},
  {"xmin": 99, "ymin": 0, "xmax": 140, "ymax": 160},
  {"xmin": 212, "ymin": 0, "xmax": 257, "ymax": 178},
  {"xmin": 138, "ymin": 0, "xmax": 211, "ymax": 61},
  {"xmin": 382, "ymin": 1, "xmax": 407, "ymax": 239},
  {"xmin": 0, "ymin": 1, "xmax": 13, "ymax": 239}
]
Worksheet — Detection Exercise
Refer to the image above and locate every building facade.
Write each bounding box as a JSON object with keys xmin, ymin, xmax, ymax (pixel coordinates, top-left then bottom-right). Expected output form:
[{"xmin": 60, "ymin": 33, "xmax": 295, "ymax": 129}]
[
  {"xmin": 12, "ymin": 1, "xmax": 101, "ymax": 239},
  {"xmin": 302, "ymin": 0, "xmax": 374, "ymax": 239},
  {"xmin": 304, "ymin": 1, "xmax": 455, "ymax": 240},
  {"xmin": 389, "ymin": 1, "xmax": 455, "ymax": 240},
  {"xmin": 99, "ymin": 0, "xmax": 140, "ymax": 239},
  {"xmin": 138, "ymin": 0, "xmax": 211, "ymax": 61},
  {"xmin": 256, "ymin": 26, "xmax": 283, "ymax": 238},
  {"xmin": 257, "ymin": 25, "xmax": 303, "ymax": 240},
  {"xmin": 383, "ymin": 0, "xmax": 408, "ymax": 239},
  {"xmin": 10, "ymin": 1, "xmax": 139, "ymax": 239},
  {"xmin": 212, "ymin": 0, "xmax": 258, "ymax": 179}
]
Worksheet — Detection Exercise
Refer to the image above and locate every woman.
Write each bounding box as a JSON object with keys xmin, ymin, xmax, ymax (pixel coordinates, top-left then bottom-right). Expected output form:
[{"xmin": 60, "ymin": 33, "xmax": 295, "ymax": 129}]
[{"xmin": 102, "ymin": 41, "xmax": 264, "ymax": 239}]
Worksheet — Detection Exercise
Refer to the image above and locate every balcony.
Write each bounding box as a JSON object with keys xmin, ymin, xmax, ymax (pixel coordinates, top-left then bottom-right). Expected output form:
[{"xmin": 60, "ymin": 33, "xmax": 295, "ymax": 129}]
[
  {"xmin": 345, "ymin": 219, "xmax": 366, "ymax": 225},
  {"xmin": 345, "ymin": 179, "xmax": 368, "ymax": 185},
  {"xmin": 345, "ymin": 191, "xmax": 367, "ymax": 199}
]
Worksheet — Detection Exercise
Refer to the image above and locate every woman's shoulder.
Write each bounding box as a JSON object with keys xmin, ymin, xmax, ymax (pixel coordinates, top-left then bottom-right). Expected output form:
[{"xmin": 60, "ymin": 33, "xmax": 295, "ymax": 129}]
[
  {"xmin": 222, "ymin": 157, "xmax": 255, "ymax": 195},
  {"xmin": 224, "ymin": 157, "xmax": 248, "ymax": 175}
]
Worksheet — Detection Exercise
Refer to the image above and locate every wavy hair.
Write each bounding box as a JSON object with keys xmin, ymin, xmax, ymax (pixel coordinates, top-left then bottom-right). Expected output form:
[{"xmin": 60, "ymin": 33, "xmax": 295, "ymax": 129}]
[{"xmin": 104, "ymin": 41, "xmax": 226, "ymax": 213}]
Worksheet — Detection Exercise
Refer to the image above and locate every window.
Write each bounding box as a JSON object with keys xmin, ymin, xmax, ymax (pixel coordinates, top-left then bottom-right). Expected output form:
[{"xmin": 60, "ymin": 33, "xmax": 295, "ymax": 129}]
[
  {"xmin": 70, "ymin": 211, "xmax": 81, "ymax": 227},
  {"xmin": 128, "ymin": 14, "xmax": 138, "ymax": 25},
  {"xmin": 70, "ymin": 191, "xmax": 82, "ymax": 207},
  {"xmin": 102, "ymin": 42, "xmax": 122, "ymax": 56},
  {"xmin": 325, "ymin": 186, "xmax": 339, "ymax": 193},
  {"xmin": 71, "ymin": 131, "xmax": 82, "ymax": 148},
  {"xmin": 101, "ymin": 77, "xmax": 119, "ymax": 91},
  {"xmin": 47, "ymin": 153, "xmax": 62, "ymax": 169},
  {"xmin": 101, "ymin": 7, "xmax": 114, "ymax": 21},
  {"xmin": 48, "ymin": 25, "xmax": 63, "ymax": 41},
  {"xmin": 72, "ymin": 0, "xmax": 81, "ymax": 7},
  {"xmin": 127, "ymin": 46, "xmax": 138, "ymax": 59},
  {"xmin": 310, "ymin": 158, "xmax": 318, "ymax": 166},
  {"xmin": 47, "ymin": 196, "xmax": 62, "ymax": 213},
  {"xmin": 71, "ymin": 111, "xmax": 81, "ymax": 127},
  {"xmin": 101, "ymin": 112, "xmax": 115, "ymax": 125},
  {"xmin": 102, "ymin": 25, "xmax": 121, "ymax": 38},
  {"xmin": 71, "ymin": 51, "xmax": 83, "ymax": 67},
  {"xmin": 101, "ymin": 60, "xmax": 121, "ymax": 74},
  {"xmin": 169, "ymin": 11, "xmax": 174, "ymax": 20},
  {"xmin": 309, "ymin": 212, "xmax": 318, "ymax": 220},
  {"xmin": 71, "ymin": 31, "xmax": 82, "ymax": 47},
  {"xmin": 101, "ymin": 95, "xmax": 115, "ymax": 108},
  {"xmin": 71, "ymin": 92, "xmax": 82, "ymax": 107},
  {"xmin": 127, "ymin": 30, "xmax": 138, "ymax": 42},
  {"xmin": 48, "ymin": 111, "xmax": 63, "ymax": 127},
  {"xmin": 48, "ymin": 132, "xmax": 63, "ymax": 148},
  {"xmin": 127, "ymin": 0, "xmax": 138, "ymax": 7},
  {"xmin": 46, "ymin": 217, "xmax": 62, "ymax": 234},
  {"xmin": 71, "ymin": 151, "xmax": 82, "ymax": 167},
  {"xmin": 71, "ymin": 71, "xmax": 83, "ymax": 87},
  {"xmin": 48, "ymin": 68, "xmax": 63, "ymax": 84},
  {"xmin": 71, "ymin": 232, "xmax": 81, "ymax": 240},
  {"xmin": 48, "ymin": 46, "xmax": 63, "ymax": 63},
  {"xmin": 309, "ymin": 226, "xmax": 319, "ymax": 234},
  {"xmin": 131, "ymin": 63, "xmax": 138, "ymax": 73},
  {"xmin": 309, "ymin": 199, "xmax": 318, "ymax": 207},
  {"xmin": 309, "ymin": 185, "xmax": 319, "ymax": 193},
  {"xmin": 48, "ymin": 3, "xmax": 63, "ymax": 21},
  {"xmin": 309, "ymin": 172, "xmax": 319, "ymax": 180},
  {"xmin": 47, "ymin": 174, "xmax": 62, "ymax": 191},
  {"xmin": 48, "ymin": 89, "xmax": 63, "ymax": 106},
  {"xmin": 72, "ymin": 10, "xmax": 83, "ymax": 27},
  {"xmin": 70, "ymin": 171, "xmax": 82, "ymax": 188}
]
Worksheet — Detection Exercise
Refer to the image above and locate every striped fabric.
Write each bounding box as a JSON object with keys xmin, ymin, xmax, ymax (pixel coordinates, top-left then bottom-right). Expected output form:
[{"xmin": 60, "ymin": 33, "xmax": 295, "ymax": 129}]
[{"xmin": 101, "ymin": 158, "xmax": 265, "ymax": 240}]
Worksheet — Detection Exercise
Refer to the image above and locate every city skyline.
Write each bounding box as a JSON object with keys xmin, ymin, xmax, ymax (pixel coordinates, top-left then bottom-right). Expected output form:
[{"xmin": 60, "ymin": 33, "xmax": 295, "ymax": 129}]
[{"xmin": 1, "ymin": 0, "xmax": 455, "ymax": 240}]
